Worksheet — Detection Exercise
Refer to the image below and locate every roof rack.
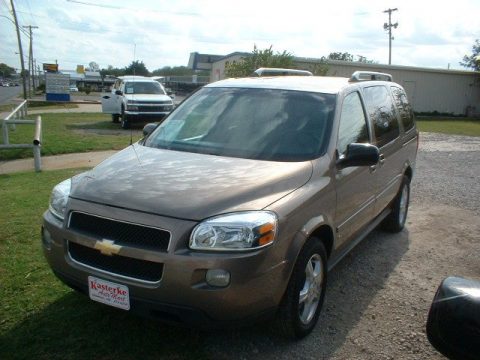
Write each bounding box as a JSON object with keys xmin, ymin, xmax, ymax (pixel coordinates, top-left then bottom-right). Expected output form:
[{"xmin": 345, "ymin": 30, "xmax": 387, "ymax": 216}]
[
  {"xmin": 349, "ymin": 71, "xmax": 393, "ymax": 82},
  {"xmin": 253, "ymin": 68, "xmax": 313, "ymax": 77}
]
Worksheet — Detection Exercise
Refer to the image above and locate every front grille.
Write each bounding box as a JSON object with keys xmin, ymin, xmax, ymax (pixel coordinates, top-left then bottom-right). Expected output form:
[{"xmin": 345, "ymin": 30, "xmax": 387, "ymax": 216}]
[
  {"xmin": 133, "ymin": 100, "xmax": 171, "ymax": 105},
  {"xmin": 68, "ymin": 242, "xmax": 163, "ymax": 282},
  {"xmin": 68, "ymin": 212, "xmax": 170, "ymax": 252},
  {"xmin": 137, "ymin": 105, "xmax": 171, "ymax": 112}
]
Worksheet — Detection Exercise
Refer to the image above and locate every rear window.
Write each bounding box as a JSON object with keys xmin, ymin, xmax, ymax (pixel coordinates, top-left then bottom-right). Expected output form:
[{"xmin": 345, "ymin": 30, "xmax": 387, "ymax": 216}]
[
  {"xmin": 390, "ymin": 86, "xmax": 415, "ymax": 131},
  {"xmin": 363, "ymin": 85, "xmax": 400, "ymax": 148},
  {"xmin": 144, "ymin": 87, "xmax": 336, "ymax": 161}
]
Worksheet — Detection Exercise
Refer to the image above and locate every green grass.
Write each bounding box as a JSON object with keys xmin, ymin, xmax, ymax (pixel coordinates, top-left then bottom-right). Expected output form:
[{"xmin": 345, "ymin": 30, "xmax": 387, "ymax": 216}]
[
  {"xmin": 0, "ymin": 113, "xmax": 142, "ymax": 161},
  {"xmin": 0, "ymin": 169, "xmax": 209, "ymax": 360},
  {"xmin": 416, "ymin": 118, "xmax": 480, "ymax": 136}
]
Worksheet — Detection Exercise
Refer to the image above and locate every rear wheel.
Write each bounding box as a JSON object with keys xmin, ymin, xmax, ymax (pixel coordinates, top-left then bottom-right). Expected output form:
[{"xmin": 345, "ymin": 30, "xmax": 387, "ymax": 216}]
[
  {"xmin": 277, "ymin": 238, "xmax": 327, "ymax": 339},
  {"xmin": 382, "ymin": 175, "xmax": 410, "ymax": 232}
]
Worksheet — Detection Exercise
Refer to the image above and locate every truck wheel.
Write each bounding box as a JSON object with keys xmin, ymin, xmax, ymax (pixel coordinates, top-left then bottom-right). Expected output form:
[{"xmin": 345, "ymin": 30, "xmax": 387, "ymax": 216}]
[
  {"xmin": 382, "ymin": 175, "xmax": 410, "ymax": 233},
  {"xmin": 277, "ymin": 237, "xmax": 327, "ymax": 339},
  {"xmin": 121, "ymin": 110, "xmax": 130, "ymax": 129},
  {"xmin": 112, "ymin": 114, "xmax": 120, "ymax": 123}
]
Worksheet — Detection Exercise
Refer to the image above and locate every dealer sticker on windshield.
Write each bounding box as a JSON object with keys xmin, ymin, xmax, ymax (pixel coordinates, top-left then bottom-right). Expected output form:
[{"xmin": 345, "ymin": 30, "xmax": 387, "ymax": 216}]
[{"xmin": 88, "ymin": 276, "xmax": 130, "ymax": 310}]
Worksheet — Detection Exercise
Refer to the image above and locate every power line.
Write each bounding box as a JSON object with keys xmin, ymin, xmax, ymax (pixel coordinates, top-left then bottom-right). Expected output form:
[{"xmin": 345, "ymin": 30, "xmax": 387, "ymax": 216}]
[
  {"xmin": 383, "ymin": 8, "xmax": 398, "ymax": 65},
  {"xmin": 24, "ymin": 0, "xmax": 36, "ymax": 25},
  {"xmin": 0, "ymin": 15, "xmax": 31, "ymax": 39},
  {"xmin": 65, "ymin": 0, "xmax": 200, "ymax": 16}
]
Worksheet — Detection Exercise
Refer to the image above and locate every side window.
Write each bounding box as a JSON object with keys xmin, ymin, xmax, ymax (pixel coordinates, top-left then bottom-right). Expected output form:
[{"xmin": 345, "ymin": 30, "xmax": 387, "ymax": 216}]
[
  {"xmin": 337, "ymin": 92, "xmax": 369, "ymax": 155},
  {"xmin": 363, "ymin": 85, "xmax": 400, "ymax": 147},
  {"xmin": 391, "ymin": 86, "xmax": 414, "ymax": 131}
]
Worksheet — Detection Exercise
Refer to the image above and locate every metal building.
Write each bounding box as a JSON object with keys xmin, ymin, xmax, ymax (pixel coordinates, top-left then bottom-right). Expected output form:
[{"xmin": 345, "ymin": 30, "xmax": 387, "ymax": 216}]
[{"xmin": 190, "ymin": 52, "xmax": 480, "ymax": 116}]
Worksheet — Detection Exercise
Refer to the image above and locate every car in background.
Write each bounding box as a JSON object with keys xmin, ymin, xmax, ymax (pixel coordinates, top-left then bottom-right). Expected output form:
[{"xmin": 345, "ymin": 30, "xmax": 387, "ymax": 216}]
[
  {"xmin": 69, "ymin": 85, "xmax": 79, "ymax": 92},
  {"xmin": 101, "ymin": 76, "xmax": 174, "ymax": 129}
]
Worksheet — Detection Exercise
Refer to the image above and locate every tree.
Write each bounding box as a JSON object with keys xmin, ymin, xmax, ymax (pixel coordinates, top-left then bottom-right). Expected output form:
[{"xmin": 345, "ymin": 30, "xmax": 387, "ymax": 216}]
[
  {"xmin": 124, "ymin": 60, "xmax": 149, "ymax": 76},
  {"xmin": 100, "ymin": 65, "xmax": 124, "ymax": 78},
  {"xmin": 460, "ymin": 39, "xmax": 480, "ymax": 71},
  {"xmin": 0, "ymin": 63, "xmax": 16, "ymax": 78},
  {"xmin": 326, "ymin": 52, "xmax": 355, "ymax": 62},
  {"xmin": 151, "ymin": 66, "xmax": 209, "ymax": 76},
  {"xmin": 225, "ymin": 45, "xmax": 294, "ymax": 78},
  {"xmin": 88, "ymin": 61, "xmax": 100, "ymax": 72},
  {"xmin": 356, "ymin": 55, "xmax": 377, "ymax": 64},
  {"xmin": 323, "ymin": 52, "xmax": 376, "ymax": 63}
]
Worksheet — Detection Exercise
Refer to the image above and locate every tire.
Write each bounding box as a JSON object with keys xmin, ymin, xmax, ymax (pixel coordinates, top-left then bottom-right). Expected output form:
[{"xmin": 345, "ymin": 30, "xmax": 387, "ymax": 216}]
[
  {"xmin": 112, "ymin": 113, "xmax": 120, "ymax": 123},
  {"xmin": 382, "ymin": 175, "xmax": 410, "ymax": 233},
  {"xmin": 277, "ymin": 237, "xmax": 327, "ymax": 339},
  {"xmin": 121, "ymin": 109, "xmax": 130, "ymax": 129}
]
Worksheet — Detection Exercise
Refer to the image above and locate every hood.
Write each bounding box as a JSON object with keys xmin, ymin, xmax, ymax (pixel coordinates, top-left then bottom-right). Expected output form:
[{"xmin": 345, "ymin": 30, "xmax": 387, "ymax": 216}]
[
  {"xmin": 71, "ymin": 144, "xmax": 313, "ymax": 221},
  {"xmin": 124, "ymin": 94, "xmax": 172, "ymax": 103}
]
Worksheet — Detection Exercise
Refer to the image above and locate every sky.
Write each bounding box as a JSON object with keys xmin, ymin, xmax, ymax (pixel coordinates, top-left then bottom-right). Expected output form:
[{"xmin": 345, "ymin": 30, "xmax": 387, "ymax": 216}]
[{"xmin": 1, "ymin": 0, "xmax": 479, "ymax": 73}]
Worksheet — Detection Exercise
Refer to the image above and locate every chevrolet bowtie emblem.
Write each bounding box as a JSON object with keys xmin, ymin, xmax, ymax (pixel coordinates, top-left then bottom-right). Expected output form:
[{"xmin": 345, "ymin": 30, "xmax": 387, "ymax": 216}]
[{"xmin": 94, "ymin": 239, "xmax": 122, "ymax": 256}]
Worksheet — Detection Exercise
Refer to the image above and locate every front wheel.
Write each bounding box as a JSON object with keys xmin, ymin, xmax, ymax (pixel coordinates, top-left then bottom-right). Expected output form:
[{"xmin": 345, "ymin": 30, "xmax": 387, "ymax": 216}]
[
  {"xmin": 277, "ymin": 238, "xmax": 327, "ymax": 339},
  {"xmin": 112, "ymin": 113, "xmax": 120, "ymax": 123},
  {"xmin": 121, "ymin": 111, "xmax": 130, "ymax": 129},
  {"xmin": 382, "ymin": 175, "xmax": 410, "ymax": 232}
]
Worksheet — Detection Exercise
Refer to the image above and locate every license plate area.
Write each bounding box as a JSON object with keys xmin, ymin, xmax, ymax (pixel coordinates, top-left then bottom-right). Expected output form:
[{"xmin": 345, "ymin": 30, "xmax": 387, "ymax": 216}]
[{"xmin": 88, "ymin": 276, "xmax": 130, "ymax": 310}]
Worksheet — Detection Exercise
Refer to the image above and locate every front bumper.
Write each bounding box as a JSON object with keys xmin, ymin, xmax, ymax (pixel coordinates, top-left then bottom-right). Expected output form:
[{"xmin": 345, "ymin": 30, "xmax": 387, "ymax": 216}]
[
  {"xmin": 124, "ymin": 111, "xmax": 170, "ymax": 121},
  {"xmin": 41, "ymin": 201, "xmax": 290, "ymax": 325}
]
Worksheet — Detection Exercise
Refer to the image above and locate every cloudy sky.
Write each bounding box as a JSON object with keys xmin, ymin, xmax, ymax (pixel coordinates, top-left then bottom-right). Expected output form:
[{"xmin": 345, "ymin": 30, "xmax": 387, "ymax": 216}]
[{"xmin": 1, "ymin": 0, "xmax": 478, "ymax": 73}]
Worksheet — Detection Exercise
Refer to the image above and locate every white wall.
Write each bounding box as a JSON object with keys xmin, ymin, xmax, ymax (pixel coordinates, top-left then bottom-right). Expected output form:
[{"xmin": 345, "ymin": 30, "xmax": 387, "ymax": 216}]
[
  {"xmin": 315, "ymin": 60, "xmax": 480, "ymax": 115},
  {"xmin": 210, "ymin": 55, "xmax": 248, "ymax": 83}
]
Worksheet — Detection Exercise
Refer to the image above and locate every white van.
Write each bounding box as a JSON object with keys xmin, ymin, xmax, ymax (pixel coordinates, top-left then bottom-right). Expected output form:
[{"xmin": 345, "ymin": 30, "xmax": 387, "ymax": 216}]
[{"xmin": 101, "ymin": 76, "xmax": 174, "ymax": 129}]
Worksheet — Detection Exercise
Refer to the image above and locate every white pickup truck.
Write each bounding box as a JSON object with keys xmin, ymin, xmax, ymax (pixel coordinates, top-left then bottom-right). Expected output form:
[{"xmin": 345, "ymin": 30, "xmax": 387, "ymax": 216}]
[{"xmin": 101, "ymin": 76, "xmax": 174, "ymax": 129}]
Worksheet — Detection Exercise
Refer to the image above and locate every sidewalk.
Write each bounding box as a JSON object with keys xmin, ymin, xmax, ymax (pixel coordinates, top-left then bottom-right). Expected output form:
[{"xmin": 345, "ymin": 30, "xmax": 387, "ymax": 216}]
[
  {"xmin": 0, "ymin": 150, "xmax": 117, "ymax": 175},
  {"xmin": 0, "ymin": 103, "xmax": 102, "ymax": 119}
]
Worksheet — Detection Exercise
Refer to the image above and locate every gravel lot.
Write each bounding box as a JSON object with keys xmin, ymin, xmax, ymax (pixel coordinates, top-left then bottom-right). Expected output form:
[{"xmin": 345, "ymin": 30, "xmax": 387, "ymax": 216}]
[{"xmin": 163, "ymin": 132, "xmax": 480, "ymax": 359}]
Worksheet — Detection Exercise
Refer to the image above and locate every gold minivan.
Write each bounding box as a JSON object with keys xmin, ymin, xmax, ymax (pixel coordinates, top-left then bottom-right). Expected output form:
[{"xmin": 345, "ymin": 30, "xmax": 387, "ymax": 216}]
[{"xmin": 42, "ymin": 70, "xmax": 418, "ymax": 338}]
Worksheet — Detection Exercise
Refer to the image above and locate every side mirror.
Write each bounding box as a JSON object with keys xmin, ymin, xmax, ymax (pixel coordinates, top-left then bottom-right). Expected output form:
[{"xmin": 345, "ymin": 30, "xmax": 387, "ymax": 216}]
[
  {"xmin": 115, "ymin": 90, "xmax": 123, "ymax": 96},
  {"xmin": 143, "ymin": 123, "xmax": 158, "ymax": 137},
  {"xmin": 426, "ymin": 277, "xmax": 480, "ymax": 360},
  {"xmin": 336, "ymin": 143, "xmax": 379, "ymax": 169}
]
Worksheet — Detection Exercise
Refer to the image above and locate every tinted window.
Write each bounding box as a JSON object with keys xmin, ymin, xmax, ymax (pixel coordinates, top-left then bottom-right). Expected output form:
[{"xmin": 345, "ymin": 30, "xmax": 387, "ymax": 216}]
[
  {"xmin": 337, "ymin": 92, "xmax": 369, "ymax": 155},
  {"xmin": 363, "ymin": 85, "xmax": 400, "ymax": 147},
  {"xmin": 391, "ymin": 86, "xmax": 414, "ymax": 131},
  {"xmin": 144, "ymin": 87, "xmax": 336, "ymax": 161},
  {"xmin": 124, "ymin": 81, "xmax": 165, "ymax": 95}
]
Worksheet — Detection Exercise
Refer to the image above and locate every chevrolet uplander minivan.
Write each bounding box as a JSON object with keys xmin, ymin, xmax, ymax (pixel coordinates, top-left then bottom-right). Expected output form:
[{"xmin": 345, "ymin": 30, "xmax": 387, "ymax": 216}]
[{"xmin": 42, "ymin": 70, "xmax": 418, "ymax": 338}]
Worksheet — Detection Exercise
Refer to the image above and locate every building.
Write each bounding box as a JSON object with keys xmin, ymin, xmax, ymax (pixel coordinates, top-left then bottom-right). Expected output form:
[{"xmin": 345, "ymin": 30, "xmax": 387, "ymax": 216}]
[
  {"xmin": 189, "ymin": 52, "xmax": 480, "ymax": 116},
  {"xmin": 60, "ymin": 69, "xmax": 115, "ymax": 91}
]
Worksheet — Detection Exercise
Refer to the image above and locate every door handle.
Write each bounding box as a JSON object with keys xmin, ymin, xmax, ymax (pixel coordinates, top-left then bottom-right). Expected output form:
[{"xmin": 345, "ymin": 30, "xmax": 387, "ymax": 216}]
[{"xmin": 379, "ymin": 154, "xmax": 385, "ymax": 165}]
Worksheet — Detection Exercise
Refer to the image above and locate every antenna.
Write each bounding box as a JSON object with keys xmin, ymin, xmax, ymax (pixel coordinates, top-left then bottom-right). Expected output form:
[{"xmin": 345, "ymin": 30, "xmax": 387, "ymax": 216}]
[{"xmin": 130, "ymin": 42, "xmax": 136, "ymax": 146}]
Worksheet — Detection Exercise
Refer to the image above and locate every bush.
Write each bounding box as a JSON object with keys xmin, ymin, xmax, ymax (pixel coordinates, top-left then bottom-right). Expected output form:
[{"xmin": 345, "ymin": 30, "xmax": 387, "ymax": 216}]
[{"xmin": 85, "ymin": 87, "xmax": 91, "ymax": 95}]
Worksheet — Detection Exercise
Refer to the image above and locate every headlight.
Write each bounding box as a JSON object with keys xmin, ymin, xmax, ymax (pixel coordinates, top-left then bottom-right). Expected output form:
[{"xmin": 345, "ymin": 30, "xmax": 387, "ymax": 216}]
[
  {"xmin": 49, "ymin": 179, "xmax": 71, "ymax": 220},
  {"xmin": 189, "ymin": 211, "xmax": 277, "ymax": 251}
]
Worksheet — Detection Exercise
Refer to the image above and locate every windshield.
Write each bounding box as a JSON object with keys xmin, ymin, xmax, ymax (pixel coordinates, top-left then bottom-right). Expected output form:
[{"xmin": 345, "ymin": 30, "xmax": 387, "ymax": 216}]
[
  {"xmin": 124, "ymin": 81, "xmax": 166, "ymax": 95},
  {"xmin": 144, "ymin": 87, "xmax": 335, "ymax": 161}
]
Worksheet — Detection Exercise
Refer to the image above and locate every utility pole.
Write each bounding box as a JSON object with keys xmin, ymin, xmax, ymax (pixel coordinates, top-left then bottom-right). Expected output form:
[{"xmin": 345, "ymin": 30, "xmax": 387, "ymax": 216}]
[
  {"xmin": 10, "ymin": 0, "xmax": 27, "ymax": 99},
  {"xmin": 383, "ymin": 8, "xmax": 398, "ymax": 65},
  {"xmin": 23, "ymin": 25, "xmax": 39, "ymax": 93}
]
